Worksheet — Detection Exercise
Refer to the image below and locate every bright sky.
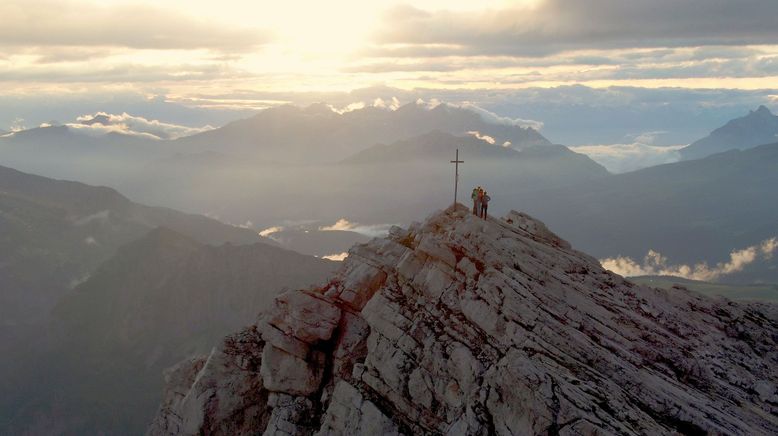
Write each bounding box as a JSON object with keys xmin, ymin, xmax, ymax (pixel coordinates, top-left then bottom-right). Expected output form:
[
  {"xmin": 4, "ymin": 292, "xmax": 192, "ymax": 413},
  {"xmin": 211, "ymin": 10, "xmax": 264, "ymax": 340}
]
[{"xmin": 1, "ymin": 0, "xmax": 778, "ymax": 105}]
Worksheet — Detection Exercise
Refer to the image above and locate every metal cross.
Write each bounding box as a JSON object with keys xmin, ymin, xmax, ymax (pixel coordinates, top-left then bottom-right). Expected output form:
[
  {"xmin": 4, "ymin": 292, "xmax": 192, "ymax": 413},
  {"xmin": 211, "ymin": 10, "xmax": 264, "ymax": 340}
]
[{"xmin": 450, "ymin": 148, "xmax": 464, "ymax": 206}]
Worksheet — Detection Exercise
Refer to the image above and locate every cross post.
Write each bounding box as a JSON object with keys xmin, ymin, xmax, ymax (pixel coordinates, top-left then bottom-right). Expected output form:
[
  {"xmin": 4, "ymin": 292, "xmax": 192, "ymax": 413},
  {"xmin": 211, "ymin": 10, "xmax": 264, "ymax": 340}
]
[{"xmin": 450, "ymin": 148, "xmax": 464, "ymax": 206}]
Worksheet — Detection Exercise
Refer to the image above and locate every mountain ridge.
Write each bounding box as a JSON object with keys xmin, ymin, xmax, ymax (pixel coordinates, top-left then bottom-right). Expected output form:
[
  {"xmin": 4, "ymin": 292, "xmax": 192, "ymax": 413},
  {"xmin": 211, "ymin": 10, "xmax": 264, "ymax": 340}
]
[
  {"xmin": 0, "ymin": 163, "xmax": 264, "ymax": 331},
  {"xmin": 340, "ymin": 130, "xmax": 600, "ymax": 167},
  {"xmin": 1, "ymin": 226, "xmax": 338, "ymax": 436},
  {"xmin": 515, "ymin": 141, "xmax": 778, "ymax": 283},
  {"xmin": 173, "ymin": 102, "xmax": 552, "ymax": 164},
  {"xmin": 149, "ymin": 205, "xmax": 778, "ymax": 435},
  {"xmin": 681, "ymin": 105, "xmax": 778, "ymax": 160}
]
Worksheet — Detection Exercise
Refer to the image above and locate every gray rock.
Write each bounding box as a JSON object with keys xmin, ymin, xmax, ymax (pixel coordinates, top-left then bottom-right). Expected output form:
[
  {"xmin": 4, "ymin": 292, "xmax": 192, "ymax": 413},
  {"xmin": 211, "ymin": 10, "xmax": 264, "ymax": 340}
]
[
  {"xmin": 317, "ymin": 381, "xmax": 402, "ymax": 436},
  {"xmin": 146, "ymin": 355, "xmax": 208, "ymax": 435},
  {"xmin": 267, "ymin": 290, "xmax": 341, "ymax": 345},
  {"xmin": 149, "ymin": 204, "xmax": 778, "ymax": 435},
  {"xmin": 148, "ymin": 326, "xmax": 271, "ymax": 435},
  {"xmin": 260, "ymin": 345, "xmax": 324, "ymax": 396}
]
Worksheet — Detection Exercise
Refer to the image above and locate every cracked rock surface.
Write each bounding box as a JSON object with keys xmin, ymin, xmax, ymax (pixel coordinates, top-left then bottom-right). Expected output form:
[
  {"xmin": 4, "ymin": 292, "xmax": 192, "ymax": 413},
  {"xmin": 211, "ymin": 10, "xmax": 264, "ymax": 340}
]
[{"xmin": 149, "ymin": 204, "xmax": 778, "ymax": 435}]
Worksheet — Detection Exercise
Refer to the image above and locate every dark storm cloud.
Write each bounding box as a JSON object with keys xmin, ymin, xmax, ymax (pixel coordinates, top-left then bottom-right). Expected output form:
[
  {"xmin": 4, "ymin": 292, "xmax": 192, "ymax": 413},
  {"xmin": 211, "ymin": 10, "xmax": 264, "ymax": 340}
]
[
  {"xmin": 0, "ymin": 0, "xmax": 270, "ymax": 51},
  {"xmin": 375, "ymin": 0, "xmax": 778, "ymax": 57},
  {"xmin": 0, "ymin": 62, "xmax": 249, "ymax": 83}
]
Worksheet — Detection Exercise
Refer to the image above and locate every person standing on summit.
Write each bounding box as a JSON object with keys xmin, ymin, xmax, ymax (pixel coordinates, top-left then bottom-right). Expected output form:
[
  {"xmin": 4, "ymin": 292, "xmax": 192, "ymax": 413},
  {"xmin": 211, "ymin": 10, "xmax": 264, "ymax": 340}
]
[
  {"xmin": 471, "ymin": 187, "xmax": 481, "ymax": 215},
  {"xmin": 480, "ymin": 191, "xmax": 491, "ymax": 219}
]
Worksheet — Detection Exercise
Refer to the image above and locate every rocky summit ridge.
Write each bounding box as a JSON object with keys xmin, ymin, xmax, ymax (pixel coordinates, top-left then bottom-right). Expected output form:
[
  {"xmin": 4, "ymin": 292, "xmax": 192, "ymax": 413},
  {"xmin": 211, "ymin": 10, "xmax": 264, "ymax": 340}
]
[{"xmin": 148, "ymin": 204, "xmax": 778, "ymax": 435}]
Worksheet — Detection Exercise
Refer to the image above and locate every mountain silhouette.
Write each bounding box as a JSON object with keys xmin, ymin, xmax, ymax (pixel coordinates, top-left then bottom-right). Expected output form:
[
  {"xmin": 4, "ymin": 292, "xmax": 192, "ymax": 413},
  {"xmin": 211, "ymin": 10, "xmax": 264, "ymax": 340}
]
[{"xmin": 681, "ymin": 105, "xmax": 778, "ymax": 160}]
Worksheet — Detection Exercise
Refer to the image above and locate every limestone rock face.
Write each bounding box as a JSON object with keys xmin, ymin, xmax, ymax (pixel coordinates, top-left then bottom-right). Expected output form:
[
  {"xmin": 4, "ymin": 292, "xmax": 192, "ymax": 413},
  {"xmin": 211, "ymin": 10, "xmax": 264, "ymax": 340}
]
[{"xmin": 149, "ymin": 205, "xmax": 778, "ymax": 435}]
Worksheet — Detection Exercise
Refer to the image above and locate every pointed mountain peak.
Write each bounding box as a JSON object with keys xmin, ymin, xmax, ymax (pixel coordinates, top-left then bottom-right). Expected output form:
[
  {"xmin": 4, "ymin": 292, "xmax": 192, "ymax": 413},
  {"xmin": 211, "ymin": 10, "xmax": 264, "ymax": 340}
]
[
  {"xmin": 754, "ymin": 105, "xmax": 773, "ymax": 116},
  {"xmin": 681, "ymin": 104, "xmax": 778, "ymax": 159}
]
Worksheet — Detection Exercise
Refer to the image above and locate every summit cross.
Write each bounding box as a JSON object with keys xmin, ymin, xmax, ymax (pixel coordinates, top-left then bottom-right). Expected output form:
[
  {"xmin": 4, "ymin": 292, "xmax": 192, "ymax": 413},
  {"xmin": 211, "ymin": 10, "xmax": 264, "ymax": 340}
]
[{"xmin": 450, "ymin": 148, "xmax": 464, "ymax": 206}]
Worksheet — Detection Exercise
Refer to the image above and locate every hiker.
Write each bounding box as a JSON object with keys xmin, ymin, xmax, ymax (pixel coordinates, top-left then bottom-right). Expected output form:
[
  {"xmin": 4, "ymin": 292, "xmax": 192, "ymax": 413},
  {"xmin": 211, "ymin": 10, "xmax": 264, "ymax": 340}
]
[
  {"xmin": 480, "ymin": 191, "xmax": 491, "ymax": 219},
  {"xmin": 471, "ymin": 187, "xmax": 481, "ymax": 215},
  {"xmin": 477, "ymin": 187, "xmax": 485, "ymax": 214}
]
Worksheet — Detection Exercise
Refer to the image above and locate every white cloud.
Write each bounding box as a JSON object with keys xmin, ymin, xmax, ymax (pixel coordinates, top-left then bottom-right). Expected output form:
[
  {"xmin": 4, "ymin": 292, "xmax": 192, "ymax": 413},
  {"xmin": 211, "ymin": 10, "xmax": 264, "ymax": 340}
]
[
  {"xmin": 761, "ymin": 238, "xmax": 778, "ymax": 259},
  {"xmin": 327, "ymin": 96, "xmax": 403, "ymax": 114},
  {"xmin": 372, "ymin": 97, "xmax": 401, "ymax": 110},
  {"xmin": 571, "ymin": 143, "xmax": 684, "ymax": 173},
  {"xmin": 322, "ymin": 252, "xmax": 349, "ymax": 261},
  {"xmin": 69, "ymin": 112, "xmax": 213, "ymax": 140},
  {"xmin": 259, "ymin": 226, "xmax": 284, "ymax": 237},
  {"xmin": 630, "ymin": 131, "xmax": 668, "ymax": 145},
  {"xmin": 66, "ymin": 121, "xmax": 159, "ymax": 139},
  {"xmin": 456, "ymin": 102, "xmax": 544, "ymax": 130},
  {"xmin": 342, "ymin": 102, "xmax": 366, "ymax": 113},
  {"xmin": 319, "ymin": 219, "xmax": 354, "ymax": 232},
  {"xmin": 601, "ymin": 237, "xmax": 778, "ymax": 281},
  {"xmin": 319, "ymin": 218, "xmax": 394, "ymax": 238},
  {"xmin": 466, "ymin": 130, "xmax": 496, "ymax": 145},
  {"xmin": 415, "ymin": 97, "xmax": 443, "ymax": 110}
]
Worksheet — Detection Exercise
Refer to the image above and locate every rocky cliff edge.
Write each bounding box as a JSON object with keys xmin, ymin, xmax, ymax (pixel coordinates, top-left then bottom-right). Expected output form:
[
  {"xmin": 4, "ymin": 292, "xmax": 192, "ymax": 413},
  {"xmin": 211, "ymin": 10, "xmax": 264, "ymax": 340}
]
[{"xmin": 148, "ymin": 204, "xmax": 778, "ymax": 435}]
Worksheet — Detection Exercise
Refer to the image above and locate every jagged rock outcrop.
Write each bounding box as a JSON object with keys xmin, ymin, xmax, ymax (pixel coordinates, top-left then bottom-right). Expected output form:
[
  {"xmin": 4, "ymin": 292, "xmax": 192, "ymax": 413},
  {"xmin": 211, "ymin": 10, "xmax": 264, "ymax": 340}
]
[{"xmin": 149, "ymin": 205, "xmax": 778, "ymax": 435}]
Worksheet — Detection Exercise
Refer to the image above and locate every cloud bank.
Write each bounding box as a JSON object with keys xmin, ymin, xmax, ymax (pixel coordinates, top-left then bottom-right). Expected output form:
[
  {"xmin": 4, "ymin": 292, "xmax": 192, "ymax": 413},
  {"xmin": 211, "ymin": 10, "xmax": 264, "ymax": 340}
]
[
  {"xmin": 2, "ymin": 1, "xmax": 778, "ymax": 96},
  {"xmin": 601, "ymin": 237, "xmax": 778, "ymax": 281},
  {"xmin": 376, "ymin": 0, "xmax": 778, "ymax": 57},
  {"xmin": 319, "ymin": 218, "xmax": 394, "ymax": 238},
  {"xmin": 456, "ymin": 102, "xmax": 544, "ymax": 131},
  {"xmin": 571, "ymin": 143, "xmax": 684, "ymax": 173},
  {"xmin": 67, "ymin": 112, "xmax": 213, "ymax": 140},
  {"xmin": 0, "ymin": 0, "xmax": 269, "ymax": 51}
]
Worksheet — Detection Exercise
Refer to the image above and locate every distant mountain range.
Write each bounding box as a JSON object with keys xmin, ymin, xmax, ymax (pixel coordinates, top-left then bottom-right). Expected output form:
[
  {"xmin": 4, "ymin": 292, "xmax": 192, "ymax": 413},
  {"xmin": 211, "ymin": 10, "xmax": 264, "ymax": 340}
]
[
  {"xmin": 342, "ymin": 130, "xmax": 519, "ymax": 164},
  {"xmin": 0, "ymin": 164, "xmax": 338, "ymax": 435},
  {"xmin": 1, "ymin": 227, "xmax": 336, "ymax": 435},
  {"xmin": 517, "ymin": 141, "xmax": 778, "ymax": 283},
  {"xmin": 342, "ymin": 129, "xmax": 607, "ymax": 178},
  {"xmin": 173, "ymin": 102, "xmax": 551, "ymax": 164},
  {"xmin": 681, "ymin": 105, "xmax": 778, "ymax": 160},
  {"xmin": 631, "ymin": 275, "xmax": 778, "ymax": 302},
  {"xmin": 0, "ymin": 164, "xmax": 265, "ymax": 331},
  {"xmin": 54, "ymin": 226, "xmax": 335, "ymax": 359},
  {"xmin": 0, "ymin": 103, "xmax": 608, "ymax": 229},
  {"xmin": 342, "ymin": 129, "xmax": 589, "ymax": 163},
  {"xmin": 0, "ymin": 124, "xmax": 161, "ymax": 158}
]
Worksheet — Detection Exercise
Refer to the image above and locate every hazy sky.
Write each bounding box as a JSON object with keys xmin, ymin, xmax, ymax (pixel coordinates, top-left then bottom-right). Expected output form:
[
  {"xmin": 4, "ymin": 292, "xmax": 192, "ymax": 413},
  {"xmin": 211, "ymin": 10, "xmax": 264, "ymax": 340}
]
[{"xmin": 3, "ymin": 0, "xmax": 778, "ymax": 108}]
